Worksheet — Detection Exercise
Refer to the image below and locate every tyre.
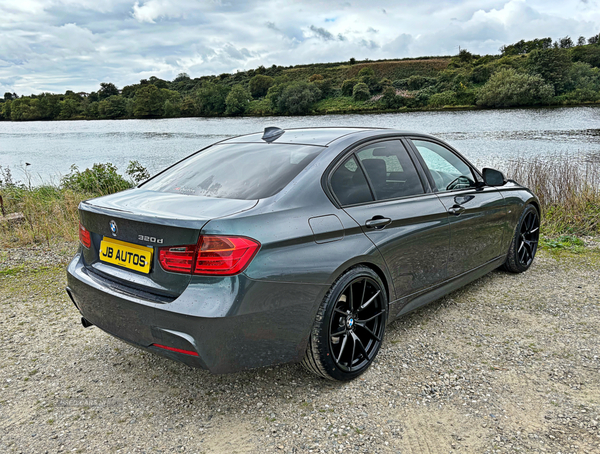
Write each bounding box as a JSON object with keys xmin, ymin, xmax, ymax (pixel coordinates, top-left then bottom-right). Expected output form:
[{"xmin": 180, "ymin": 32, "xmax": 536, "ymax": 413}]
[
  {"xmin": 502, "ymin": 204, "xmax": 540, "ymax": 273},
  {"xmin": 302, "ymin": 266, "xmax": 387, "ymax": 381}
]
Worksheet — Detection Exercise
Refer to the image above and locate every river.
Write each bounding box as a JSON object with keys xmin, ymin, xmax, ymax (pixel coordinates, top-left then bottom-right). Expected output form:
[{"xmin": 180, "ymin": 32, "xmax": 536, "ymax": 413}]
[{"xmin": 1, "ymin": 107, "xmax": 599, "ymax": 185}]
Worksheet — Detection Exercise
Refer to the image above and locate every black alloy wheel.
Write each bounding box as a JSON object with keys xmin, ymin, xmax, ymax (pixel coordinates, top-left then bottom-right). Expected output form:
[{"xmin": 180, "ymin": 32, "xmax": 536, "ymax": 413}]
[
  {"xmin": 503, "ymin": 204, "xmax": 540, "ymax": 273},
  {"xmin": 517, "ymin": 210, "xmax": 539, "ymax": 267},
  {"xmin": 302, "ymin": 266, "xmax": 387, "ymax": 381}
]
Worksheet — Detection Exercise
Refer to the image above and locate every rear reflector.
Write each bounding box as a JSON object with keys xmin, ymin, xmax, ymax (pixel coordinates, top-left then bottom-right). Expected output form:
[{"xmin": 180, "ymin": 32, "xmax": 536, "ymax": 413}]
[
  {"xmin": 79, "ymin": 222, "xmax": 91, "ymax": 248},
  {"xmin": 152, "ymin": 343, "xmax": 199, "ymax": 356},
  {"xmin": 158, "ymin": 235, "xmax": 260, "ymax": 276}
]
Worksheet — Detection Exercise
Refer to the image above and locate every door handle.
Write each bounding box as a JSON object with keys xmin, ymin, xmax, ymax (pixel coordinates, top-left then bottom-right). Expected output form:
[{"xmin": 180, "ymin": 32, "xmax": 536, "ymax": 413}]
[
  {"xmin": 365, "ymin": 216, "xmax": 392, "ymax": 229},
  {"xmin": 448, "ymin": 205, "xmax": 465, "ymax": 215}
]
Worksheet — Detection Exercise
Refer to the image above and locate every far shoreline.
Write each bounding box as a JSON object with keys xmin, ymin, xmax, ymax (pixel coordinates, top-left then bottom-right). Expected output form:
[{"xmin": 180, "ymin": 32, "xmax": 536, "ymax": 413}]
[{"xmin": 1, "ymin": 101, "xmax": 600, "ymax": 123}]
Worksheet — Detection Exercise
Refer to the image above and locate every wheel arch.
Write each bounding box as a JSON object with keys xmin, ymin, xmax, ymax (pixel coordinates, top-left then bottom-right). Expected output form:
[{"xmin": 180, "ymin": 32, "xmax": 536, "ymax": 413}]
[
  {"xmin": 330, "ymin": 260, "xmax": 394, "ymax": 307},
  {"xmin": 528, "ymin": 199, "xmax": 541, "ymax": 218},
  {"xmin": 356, "ymin": 262, "xmax": 392, "ymax": 306}
]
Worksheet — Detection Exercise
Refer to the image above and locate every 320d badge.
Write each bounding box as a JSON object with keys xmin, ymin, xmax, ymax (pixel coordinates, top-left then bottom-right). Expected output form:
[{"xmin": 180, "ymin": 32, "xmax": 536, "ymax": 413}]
[{"xmin": 66, "ymin": 127, "xmax": 540, "ymax": 381}]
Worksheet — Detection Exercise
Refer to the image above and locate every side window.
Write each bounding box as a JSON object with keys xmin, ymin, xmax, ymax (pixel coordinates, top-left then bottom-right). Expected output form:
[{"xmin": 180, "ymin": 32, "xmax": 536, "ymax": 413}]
[
  {"xmin": 330, "ymin": 155, "xmax": 374, "ymax": 206},
  {"xmin": 356, "ymin": 140, "xmax": 424, "ymax": 201},
  {"xmin": 412, "ymin": 140, "xmax": 476, "ymax": 192}
]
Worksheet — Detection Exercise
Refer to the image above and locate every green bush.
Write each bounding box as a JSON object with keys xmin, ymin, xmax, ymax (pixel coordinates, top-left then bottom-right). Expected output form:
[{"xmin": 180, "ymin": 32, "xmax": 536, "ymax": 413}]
[
  {"xmin": 265, "ymin": 83, "xmax": 287, "ymax": 110},
  {"xmin": 352, "ymin": 82, "xmax": 370, "ymax": 101},
  {"xmin": 126, "ymin": 160, "xmax": 150, "ymax": 184},
  {"xmin": 180, "ymin": 96, "xmax": 198, "ymax": 116},
  {"xmin": 381, "ymin": 87, "xmax": 404, "ymax": 108},
  {"xmin": 556, "ymin": 88, "xmax": 600, "ymax": 103},
  {"xmin": 565, "ymin": 61, "xmax": 600, "ymax": 92},
  {"xmin": 61, "ymin": 163, "xmax": 133, "ymax": 195},
  {"xmin": 249, "ymin": 75, "xmax": 274, "ymax": 98},
  {"xmin": 163, "ymin": 99, "xmax": 181, "ymax": 118},
  {"xmin": 98, "ymin": 95, "xmax": 127, "ymax": 119},
  {"xmin": 527, "ymin": 48, "xmax": 572, "ymax": 94},
  {"xmin": 470, "ymin": 65, "xmax": 494, "ymax": 84},
  {"xmin": 225, "ymin": 84, "xmax": 251, "ymax": 115},
  {"xmin": 357, "ymin": 67, "xmax": 379, "ymax": 92},
  {"xmin": 196, "ymin": 81, "xmax": 230, "ymax": 115},
  {"xmin": 357, "ymin": 67, "xmax": 376, "ymax": 78},
  {"xmin": 392, "ymin": 79, "xmax": 409, "ymax": 90},
  {"xmin": 406, "ymin": 75, "xmax": 437, "ymax": 90},
  {"xmin": 571, "ymin": 44, "xmax": 600, "ymax": 68},
  {"xmin": 454, "ymin": 86, "xmax": 477, "ymax": 105},
  {"xmin": 412, "ymin": 87, "xmax": 436, "ymax": 107},
  {"xmin": 131, "ymin": 85, "xmax": 178, "ymax": 118},
  {"xmin": 477, "ymin": 68, "xmax": 554, "ymax": 107},
  {"xmin": 341, "ymin": 78, "xmax": 358, "ymax": 96},
  {"xmin": 313, "ymin": 78, "xmax": 333, "ymax": 97},
  {"xmin": 245, "ymin": 98, "xmax": 274, "ymax": 116},
  {"xmin": 428, "ymin": 90, "xmax": 457, "ymax": 107},
  {"xmin": 277, "ymin": 82, "xmax": 321, "ymax": 115},
  {"xmin": 58, "ymin": 98, "xmax": 81, "ymax": 119}
]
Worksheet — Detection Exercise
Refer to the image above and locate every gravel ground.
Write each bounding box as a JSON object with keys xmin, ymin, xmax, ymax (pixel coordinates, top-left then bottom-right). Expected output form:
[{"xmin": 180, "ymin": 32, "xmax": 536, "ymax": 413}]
[{"xmin": 1, "ymin": 243, "xmax": 599, "ymax": 454}]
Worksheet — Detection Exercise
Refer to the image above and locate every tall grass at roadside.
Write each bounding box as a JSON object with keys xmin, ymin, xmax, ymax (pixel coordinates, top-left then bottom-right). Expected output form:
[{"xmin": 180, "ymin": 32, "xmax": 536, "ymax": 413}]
[
  {"xmin": 0, "ymin": 161, "xmax": 148, "ymax": 248},
  {"xmin": 1, "ymin": 185, "xmax": 90, "ymax": 246},
  {"xmin": 502, "ymin": 155, "xmax": 600, "ymax": 237}
]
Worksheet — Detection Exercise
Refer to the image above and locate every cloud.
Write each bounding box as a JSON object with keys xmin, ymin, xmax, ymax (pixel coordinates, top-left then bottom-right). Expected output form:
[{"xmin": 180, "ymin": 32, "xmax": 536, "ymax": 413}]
[
  {"xmin": 1, "ymin": 0, "xmax": 600, "ymax": 94},
  {"xmin": 132, "ymin": 0, "xmax": 186, "ymax": 23},
  {"xmin": 384, "ymin": 33, "xmax": 413, "ymax": 55},
  {"xmin": 360, "ymin": 39, "xmax": 380, "ymax": 50},
  {"xmin": 308, "ymin": 25, "xmax": 335, "ymax": 41}
]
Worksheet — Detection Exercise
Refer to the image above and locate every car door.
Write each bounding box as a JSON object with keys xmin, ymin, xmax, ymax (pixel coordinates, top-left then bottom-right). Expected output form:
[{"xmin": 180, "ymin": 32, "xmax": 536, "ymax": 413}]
[
  {"xmin": 408, "ymin": 138, "xmax": 507, "ymax": 278},
  {"xmin": 328, "ymin": 139, "xmax": 450, "ymax": 303}
]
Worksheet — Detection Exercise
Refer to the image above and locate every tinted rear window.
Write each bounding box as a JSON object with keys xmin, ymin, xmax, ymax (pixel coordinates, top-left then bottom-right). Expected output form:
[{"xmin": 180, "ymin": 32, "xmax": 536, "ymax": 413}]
[{"xmin": 142, "ymin": 143, "xmax": 323, "ymax": 200}]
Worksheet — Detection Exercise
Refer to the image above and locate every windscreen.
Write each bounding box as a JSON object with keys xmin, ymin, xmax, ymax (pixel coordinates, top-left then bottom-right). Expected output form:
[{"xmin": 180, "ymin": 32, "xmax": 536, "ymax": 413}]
[{"xmin": 142, "ymin": 143, "xmax": 323, "ymax": 200}]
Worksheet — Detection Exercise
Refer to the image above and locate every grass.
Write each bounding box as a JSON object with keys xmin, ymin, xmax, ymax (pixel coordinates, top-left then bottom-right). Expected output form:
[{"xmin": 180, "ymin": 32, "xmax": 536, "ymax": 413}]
[
  {"xmin": 0, "ymin": 185, "xmax": 89, "ymax": 247},
  {"xmin": 501, "ymin": 154, "xmax": 600, "ymax": 238}
]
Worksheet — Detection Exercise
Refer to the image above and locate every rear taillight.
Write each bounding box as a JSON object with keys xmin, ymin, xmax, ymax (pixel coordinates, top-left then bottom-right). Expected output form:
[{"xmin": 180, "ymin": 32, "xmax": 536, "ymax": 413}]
[
  {"xmin": 158, "ymin": 245, "xmax": 196, "ymax": 273},
  {"xmin": 195, "ymin": 236, "xmax": 260, "ymax": 275},
  {"xmin": 158, "ymin": 235, "xmax": 260, "ymax": 276},
  {"xmin": 79, "ymin": 222, "xmax": 91, "ymax": 248}
]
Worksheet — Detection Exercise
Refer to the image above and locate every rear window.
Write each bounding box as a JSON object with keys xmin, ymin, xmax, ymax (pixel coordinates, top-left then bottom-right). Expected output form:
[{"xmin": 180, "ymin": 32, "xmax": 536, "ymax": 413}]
[{"xmin": 142, "ymin": 143, "xmax": 323, "ymax": 200}]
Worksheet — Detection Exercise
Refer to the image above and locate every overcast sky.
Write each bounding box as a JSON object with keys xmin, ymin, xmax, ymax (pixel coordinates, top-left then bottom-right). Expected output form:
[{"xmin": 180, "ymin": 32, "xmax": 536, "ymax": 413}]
[{"xmin": 1, "ymin": 0, "xmax": 599, "ymax": 95}]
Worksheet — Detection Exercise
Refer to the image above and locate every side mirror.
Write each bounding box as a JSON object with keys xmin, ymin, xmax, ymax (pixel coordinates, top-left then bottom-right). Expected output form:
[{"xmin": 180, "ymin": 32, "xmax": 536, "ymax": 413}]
[{"xmin": 482, "ymin": 168, "xmax": 506, "ymax": 186}]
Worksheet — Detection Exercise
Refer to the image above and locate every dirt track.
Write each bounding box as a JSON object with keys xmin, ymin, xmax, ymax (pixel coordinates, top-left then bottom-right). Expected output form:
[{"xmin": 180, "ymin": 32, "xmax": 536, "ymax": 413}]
[{"xmin": 1, "ymin": 244, "xmax": 599, "ymax": 453}]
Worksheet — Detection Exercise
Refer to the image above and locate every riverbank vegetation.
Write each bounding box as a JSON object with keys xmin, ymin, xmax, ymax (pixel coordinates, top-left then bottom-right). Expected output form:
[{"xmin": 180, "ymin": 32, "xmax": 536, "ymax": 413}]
[
  {"xmin": 0, "ymin": 162, "xmax": 147, "ymax": 246},
  {"xmin": 1, "ymin": 156, "xmax": 598, "ymax": 250},
  {"xmin": 2, "ymin": 34, "xmax": 600, "ymax": 122}
]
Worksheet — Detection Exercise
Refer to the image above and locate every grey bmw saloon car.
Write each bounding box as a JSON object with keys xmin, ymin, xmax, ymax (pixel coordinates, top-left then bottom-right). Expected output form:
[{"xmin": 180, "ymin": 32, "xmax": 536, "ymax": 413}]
[{"xmin": 66, "ymin": 127, "xmax": 540, "ymax": 381}]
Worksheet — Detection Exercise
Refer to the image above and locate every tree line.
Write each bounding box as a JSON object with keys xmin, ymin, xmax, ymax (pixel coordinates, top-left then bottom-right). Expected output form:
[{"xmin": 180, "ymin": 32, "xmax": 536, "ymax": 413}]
[{"xmin": 2, "ymin": 32, "xmax": 600, "ymax": 121}]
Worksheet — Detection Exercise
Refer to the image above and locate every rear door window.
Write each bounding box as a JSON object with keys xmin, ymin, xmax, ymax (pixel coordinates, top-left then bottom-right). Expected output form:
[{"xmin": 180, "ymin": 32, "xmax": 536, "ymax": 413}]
[
  {"xmin": 355, "ymin": 140, "xmax": 424, "ymax": 200},
  {"xmin": 142, "ymin": 143, "xmax": 323, "ymax": 200},
  {"xmin": 330, "ymin": 155, "xmax": 374, "ymax": 206}
]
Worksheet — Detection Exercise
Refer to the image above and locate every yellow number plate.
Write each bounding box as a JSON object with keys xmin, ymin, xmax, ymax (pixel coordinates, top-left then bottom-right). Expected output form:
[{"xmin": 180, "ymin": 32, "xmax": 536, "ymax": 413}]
[{"xmin": 99, "ymin": 237, "xmax": 153, "ymax": 274}]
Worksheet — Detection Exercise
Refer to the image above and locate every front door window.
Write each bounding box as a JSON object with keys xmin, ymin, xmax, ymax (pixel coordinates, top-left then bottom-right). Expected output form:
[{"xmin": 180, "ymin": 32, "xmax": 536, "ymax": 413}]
[{"xmin": 412, "ymin": 140, "xmax": 476, "ymax": 192}]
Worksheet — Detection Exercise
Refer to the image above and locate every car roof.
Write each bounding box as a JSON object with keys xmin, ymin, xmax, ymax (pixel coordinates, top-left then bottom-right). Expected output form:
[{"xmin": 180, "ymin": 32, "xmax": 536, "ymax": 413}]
[{"xmin": 221, "ymin": 127, "xmax": 385, "ymax": 146}]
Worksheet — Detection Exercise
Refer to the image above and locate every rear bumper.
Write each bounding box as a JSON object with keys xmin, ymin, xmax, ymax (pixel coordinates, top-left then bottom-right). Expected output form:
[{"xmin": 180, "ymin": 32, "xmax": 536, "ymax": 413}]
[{"xmin": 66, "ymin": 253, "xmax": 328, "ymax": 374}]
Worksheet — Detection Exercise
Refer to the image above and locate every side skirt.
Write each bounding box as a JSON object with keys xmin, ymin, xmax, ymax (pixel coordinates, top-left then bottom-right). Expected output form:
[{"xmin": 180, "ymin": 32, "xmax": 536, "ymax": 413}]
[{"xmin": 390, "ymin": 256, "xmax": 506, "ymax": 320}]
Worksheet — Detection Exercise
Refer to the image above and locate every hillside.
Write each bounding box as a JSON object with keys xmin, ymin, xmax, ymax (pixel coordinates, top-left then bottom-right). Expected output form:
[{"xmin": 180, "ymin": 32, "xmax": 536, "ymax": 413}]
[{"xmin": 1, "ymin": 33, "xmax": 600, "ymax": 121}]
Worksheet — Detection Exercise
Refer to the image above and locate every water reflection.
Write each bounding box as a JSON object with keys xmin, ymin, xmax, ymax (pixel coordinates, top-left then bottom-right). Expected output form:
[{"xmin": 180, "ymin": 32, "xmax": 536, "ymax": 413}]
[{"xmin": 1, "ymin": 107, "xmax": 599, "ymax": 184}]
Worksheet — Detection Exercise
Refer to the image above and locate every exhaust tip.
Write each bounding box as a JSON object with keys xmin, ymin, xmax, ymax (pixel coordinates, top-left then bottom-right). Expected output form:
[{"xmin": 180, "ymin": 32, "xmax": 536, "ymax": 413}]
[{"xmin": 81, "ymin": 317, "xmax": 94, "ymax": 328}]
